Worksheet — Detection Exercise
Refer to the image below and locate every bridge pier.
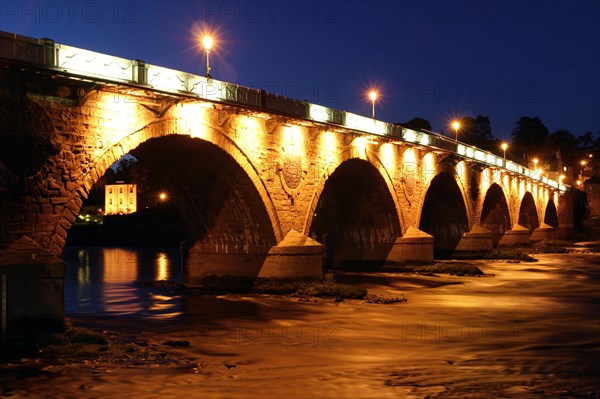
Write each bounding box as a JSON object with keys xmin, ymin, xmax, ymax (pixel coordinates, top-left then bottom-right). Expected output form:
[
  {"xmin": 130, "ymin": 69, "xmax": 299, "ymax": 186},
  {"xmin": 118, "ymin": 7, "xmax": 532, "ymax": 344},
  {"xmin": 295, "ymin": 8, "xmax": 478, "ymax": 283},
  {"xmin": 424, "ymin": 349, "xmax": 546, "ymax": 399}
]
[
  {"xmin": 185, "ymin": 230, "xmax": 323, "ymax": 285},
  {"xmin": 386, "ymin": 227, "xmax": 434, "ymax": 264},
  {"xmin": 554, "ymin": 225, "xmax": 574, "ymax": 240},
  {"xmin": 498, "ymin": 224, "xmax": 531, "ymax": 246},
  {"xmin": 530, "ymin": 223, "xmax": 556, "ymax": 242},
  {"xmin": 259, "ymin": 230, "xmax": 323, "ymax": 279},
  {"xmin": 0, "ymin": 237, "xmax": 65, "ymax": 337},
  {"xmin": 454, "ymin": 225, "xmax": 495, "ymax": 252},
  {"xmin": 553, "ymin": 190, "xmax": 584, "ymax": 240}
]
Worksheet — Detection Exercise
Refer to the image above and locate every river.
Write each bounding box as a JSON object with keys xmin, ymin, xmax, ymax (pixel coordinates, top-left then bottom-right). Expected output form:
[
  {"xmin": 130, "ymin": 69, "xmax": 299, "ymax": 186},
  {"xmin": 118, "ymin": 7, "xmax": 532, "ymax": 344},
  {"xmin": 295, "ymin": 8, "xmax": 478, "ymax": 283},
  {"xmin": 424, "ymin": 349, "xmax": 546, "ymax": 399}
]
[
  {"xmin": 2, "ymin": 249, "xmax": 599, "ymax": 398},
  {"xmin": 62, "ymin": 246, "xmax": 184, "ymax": 318}
]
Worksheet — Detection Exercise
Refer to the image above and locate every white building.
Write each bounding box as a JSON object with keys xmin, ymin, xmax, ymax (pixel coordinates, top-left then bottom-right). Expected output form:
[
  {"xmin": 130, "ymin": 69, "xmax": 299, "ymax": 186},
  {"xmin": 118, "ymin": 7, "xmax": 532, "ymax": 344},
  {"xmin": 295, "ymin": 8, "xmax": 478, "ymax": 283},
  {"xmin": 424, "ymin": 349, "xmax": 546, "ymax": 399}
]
[{"xmin": 105, "ymin": 182, "xmax": 137, "ymax": 215}]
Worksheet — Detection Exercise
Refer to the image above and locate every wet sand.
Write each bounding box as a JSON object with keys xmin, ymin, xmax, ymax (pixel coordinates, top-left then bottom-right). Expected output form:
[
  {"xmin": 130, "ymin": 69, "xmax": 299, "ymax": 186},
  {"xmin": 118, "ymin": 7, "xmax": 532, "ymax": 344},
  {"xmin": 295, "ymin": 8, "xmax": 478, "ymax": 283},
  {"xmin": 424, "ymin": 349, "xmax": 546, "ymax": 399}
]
[{"xmin": 2, "ymin": 253, "xmax": 600, "ymax": 398}]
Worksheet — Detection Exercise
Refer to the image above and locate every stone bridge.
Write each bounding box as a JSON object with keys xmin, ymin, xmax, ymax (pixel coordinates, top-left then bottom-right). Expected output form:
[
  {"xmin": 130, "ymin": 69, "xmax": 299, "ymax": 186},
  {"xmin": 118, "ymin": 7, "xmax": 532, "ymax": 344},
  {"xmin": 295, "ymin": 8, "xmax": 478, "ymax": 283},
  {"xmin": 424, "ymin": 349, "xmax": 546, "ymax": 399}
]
[{"xmin": 0, "ymin": 32, "xmax": 577, "ymax": 334}]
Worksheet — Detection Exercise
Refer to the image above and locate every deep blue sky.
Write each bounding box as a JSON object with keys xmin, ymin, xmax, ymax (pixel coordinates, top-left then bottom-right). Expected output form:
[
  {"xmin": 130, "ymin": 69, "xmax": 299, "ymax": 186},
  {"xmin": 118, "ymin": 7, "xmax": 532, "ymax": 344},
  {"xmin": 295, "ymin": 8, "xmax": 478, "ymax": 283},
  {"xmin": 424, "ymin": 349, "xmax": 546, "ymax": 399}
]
[{"xmin": 2, "ymin": 0, "xmax": 599, "ymax": 140}]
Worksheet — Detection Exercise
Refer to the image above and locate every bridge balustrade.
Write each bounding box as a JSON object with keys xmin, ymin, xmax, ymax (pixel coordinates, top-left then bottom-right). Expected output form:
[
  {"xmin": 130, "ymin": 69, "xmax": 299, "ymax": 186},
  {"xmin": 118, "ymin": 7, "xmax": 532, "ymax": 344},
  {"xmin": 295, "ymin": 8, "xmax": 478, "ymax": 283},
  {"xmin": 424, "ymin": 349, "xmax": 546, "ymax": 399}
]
[{"xmin": 0, "ymin": 30, "xmax": 567, "ymax": 192}]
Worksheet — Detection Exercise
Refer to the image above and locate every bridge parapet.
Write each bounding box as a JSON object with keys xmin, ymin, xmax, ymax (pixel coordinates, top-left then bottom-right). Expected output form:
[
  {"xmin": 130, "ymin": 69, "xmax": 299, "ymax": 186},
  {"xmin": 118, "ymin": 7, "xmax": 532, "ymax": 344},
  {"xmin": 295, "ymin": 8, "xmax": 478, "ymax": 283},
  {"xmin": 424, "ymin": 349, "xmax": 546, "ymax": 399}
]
[{"xmin": 0, "ymin": 30, "xmax": 567, "ymax": 194}]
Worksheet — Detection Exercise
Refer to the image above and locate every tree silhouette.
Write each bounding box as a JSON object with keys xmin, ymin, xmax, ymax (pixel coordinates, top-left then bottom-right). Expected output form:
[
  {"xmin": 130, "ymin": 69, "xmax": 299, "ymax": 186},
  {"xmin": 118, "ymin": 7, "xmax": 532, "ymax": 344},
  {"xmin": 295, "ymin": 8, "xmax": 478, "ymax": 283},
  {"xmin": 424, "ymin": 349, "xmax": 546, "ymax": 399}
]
[
  {"xmin": 548, "ymin": 129, "xmax": 579, "ymax": 168},
  {"xmin": 457, "ymin": 115, "xmax": 499, "ymax": 153},
  {"xmin": 399, "ymin": 117, "xmax": 432, "ymax": 132},
  {"xmin": 511, "ymin": 117, "xmax": 550, "ymax": 161},
  {"xmin": 577, "ymin": 131, "xmax": 596, "ymax": 150}
]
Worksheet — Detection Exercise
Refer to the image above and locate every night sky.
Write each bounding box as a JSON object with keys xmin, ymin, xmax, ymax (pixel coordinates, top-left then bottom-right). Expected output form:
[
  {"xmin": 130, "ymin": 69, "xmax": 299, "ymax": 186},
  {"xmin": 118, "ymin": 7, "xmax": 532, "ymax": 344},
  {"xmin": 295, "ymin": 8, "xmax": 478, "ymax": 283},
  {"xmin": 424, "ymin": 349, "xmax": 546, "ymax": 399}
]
[{"xmin": 2, "ymin": 0, "xmax": 599, "ymax": 140}]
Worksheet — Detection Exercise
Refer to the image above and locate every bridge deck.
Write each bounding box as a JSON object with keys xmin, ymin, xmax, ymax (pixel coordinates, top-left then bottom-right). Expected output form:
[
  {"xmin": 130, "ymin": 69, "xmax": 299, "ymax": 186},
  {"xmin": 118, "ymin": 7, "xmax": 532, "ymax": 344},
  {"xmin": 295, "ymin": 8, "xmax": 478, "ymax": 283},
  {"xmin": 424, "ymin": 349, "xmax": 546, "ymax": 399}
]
[{"xmin": 0, "ymin": 30, "xmax": 566, "ymax": 192}]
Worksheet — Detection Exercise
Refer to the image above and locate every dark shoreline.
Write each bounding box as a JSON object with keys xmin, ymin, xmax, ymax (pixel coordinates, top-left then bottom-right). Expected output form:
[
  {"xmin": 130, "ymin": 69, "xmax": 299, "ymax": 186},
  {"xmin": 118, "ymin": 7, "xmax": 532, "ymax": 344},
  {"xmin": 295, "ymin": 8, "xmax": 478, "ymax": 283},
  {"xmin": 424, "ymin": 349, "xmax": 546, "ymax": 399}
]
[{"xmin": 66, "ymin": 207, "xmax": 188, "ymax": 247}]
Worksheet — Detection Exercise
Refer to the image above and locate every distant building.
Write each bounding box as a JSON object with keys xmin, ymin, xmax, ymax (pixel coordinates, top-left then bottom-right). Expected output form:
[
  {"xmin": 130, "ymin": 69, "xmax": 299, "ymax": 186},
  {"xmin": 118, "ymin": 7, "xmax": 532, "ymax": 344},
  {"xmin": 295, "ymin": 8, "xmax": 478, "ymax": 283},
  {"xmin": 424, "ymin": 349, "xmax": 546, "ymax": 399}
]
[
  {"xmin": 584, "ymin": 175, "xmax": 600, "ymax": 218},
  {"xmin": 105, "ymin": 182, "xmax": 137, "ymax": 215}
]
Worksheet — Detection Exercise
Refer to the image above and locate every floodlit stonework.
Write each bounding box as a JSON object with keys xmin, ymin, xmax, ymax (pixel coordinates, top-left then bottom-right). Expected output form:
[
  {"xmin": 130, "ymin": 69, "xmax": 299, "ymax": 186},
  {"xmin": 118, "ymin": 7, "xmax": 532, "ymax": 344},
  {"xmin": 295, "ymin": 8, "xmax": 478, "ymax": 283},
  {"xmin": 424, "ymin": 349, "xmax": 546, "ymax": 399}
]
[
  {"xmin": 0, "ymin": 34, "xmax": 579, "ymax": 333},
  {"xmin": 0, "ymin": 87, "xmax": 573, "ymax": 270}
]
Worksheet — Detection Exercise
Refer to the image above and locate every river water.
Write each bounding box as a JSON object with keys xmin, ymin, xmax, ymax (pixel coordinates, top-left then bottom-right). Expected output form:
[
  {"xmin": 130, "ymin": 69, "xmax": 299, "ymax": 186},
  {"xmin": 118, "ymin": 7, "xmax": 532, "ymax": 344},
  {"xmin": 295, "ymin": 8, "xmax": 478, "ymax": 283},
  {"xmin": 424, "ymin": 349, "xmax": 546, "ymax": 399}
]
[
  {"xmin": 3, "ymin": 249, "xmax": 600, "ymax": 398},
  {"xmin": 62, "ymin": 247, "xmax": 183, "ymax": 319}
]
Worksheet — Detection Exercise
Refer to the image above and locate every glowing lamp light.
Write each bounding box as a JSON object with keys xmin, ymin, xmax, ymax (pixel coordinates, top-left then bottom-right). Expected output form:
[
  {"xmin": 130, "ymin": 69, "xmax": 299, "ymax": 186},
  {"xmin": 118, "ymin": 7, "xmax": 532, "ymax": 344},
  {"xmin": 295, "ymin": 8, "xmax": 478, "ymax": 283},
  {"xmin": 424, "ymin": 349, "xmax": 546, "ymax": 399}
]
[
  {"xmin": 202, "ymin": 36, "xmax": 213, "ymax": 51},
  {"xmin": 202, "ymin": 35, "xmax": 214, "ymax": 77},
  {"xmin": 368, "ymin": 90, "xmax": 378, "ymax": 119},
  {"xmin": 501, "ymin": 142, "xmax": 508, "ymax": 159},
  {"xmin": 159, "ymin": 192, "xmax": 167, "ymax": 201},
  {"xmin": 451, "ymin": 120, "xmax": 460, "ymax": 143},
  {"xmin": 369, "ymin": 91, "xmax": 377, "ymax": 102}
]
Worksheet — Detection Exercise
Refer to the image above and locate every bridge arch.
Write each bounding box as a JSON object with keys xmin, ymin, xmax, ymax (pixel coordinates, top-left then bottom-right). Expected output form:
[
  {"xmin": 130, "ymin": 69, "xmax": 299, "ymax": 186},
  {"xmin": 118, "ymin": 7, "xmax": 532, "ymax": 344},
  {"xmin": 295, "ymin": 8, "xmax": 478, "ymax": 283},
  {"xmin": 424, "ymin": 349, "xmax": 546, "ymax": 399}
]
[
  {"xmin": 128, "ymin": 135, "xmax": 278, "ymax": 248},
  {"xmin": 543, "ymin": 198, "xmax": 559, "ymax": 228},
  {"xmin": 302, "ymin": 144, "xmax": 403, "ymax": 236},
  {"xmin": 48, "ymin": 102, "xmax": 283, "ymax": 252},
  {"xmin": 480, "ymin": 183, "xmax": 512, "ymax": 245},
  {"xmin": 418, "ymin": 171, "xmax": 469, "ymax": 256},
  {"xmin": 307, "ymin": 157, "xmax": 402, "ymax": 268},
  {"xmin": 518, "ymin": 192, "xmax": 539, "ymax": 230}
]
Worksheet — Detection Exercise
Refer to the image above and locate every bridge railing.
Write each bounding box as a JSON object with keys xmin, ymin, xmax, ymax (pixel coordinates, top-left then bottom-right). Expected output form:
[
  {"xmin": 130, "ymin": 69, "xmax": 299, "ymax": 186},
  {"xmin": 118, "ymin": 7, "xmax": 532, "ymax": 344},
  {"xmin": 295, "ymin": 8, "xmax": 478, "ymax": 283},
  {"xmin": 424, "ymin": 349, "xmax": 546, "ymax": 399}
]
[{"xmin": 0, "ymin": 31, "xmax": 567, "ymax": 192}]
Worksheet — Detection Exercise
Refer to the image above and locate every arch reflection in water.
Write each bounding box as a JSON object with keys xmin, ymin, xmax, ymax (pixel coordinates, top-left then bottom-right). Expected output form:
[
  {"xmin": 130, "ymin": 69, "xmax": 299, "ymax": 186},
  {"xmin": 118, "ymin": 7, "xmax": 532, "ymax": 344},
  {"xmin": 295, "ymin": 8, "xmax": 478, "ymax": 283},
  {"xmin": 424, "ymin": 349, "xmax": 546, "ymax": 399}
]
[{"xmin": 63, "ymin": 247, "xmax": 183, "ymax": 320}]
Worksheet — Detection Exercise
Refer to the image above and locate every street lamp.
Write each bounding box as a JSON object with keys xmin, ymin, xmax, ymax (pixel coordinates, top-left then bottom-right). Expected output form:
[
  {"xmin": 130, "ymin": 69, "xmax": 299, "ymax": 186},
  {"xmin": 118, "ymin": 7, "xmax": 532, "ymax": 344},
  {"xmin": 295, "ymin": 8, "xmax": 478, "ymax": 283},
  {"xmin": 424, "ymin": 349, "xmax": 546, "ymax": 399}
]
[
  {"xmin": 452, "ymin": 121, "xmax": 460, "ymax": 143},
  {"xmin": 159, "ymin": 192, "xmax": 167, "ymax": 202},
  {"xmin": 581, "ymin": 160, "xmax": 587, "ymax": 178},
  {"xmin": 368, "ymin": 90, "xmax": 378, "ymax": 119},
  {"xmin": 501, "ymin": 142, "xmax": 508, "ymax": 159},
  {"xmin": 533, "ymin": 158, "xmax": 539, "ymax": 169},
  {"xmin": 202, "ymin": 35, "xmax": 213, "ymax": 77}
]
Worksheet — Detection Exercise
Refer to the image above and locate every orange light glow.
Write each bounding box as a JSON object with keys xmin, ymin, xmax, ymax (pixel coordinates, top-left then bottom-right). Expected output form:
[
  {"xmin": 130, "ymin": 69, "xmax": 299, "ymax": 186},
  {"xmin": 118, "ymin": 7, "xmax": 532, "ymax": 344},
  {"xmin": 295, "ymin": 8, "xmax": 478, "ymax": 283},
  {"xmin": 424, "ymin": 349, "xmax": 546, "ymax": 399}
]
[
  {"xmin": 156, "ymin": 252, "xmax": 169, "ymax": 281},
  {"xmin": 368, "ymin": 90, "xmax": 378, "ymax": 102},
  {"xmin": 202, "ymin": 36, "xmax": 213, "ymax": 51}
]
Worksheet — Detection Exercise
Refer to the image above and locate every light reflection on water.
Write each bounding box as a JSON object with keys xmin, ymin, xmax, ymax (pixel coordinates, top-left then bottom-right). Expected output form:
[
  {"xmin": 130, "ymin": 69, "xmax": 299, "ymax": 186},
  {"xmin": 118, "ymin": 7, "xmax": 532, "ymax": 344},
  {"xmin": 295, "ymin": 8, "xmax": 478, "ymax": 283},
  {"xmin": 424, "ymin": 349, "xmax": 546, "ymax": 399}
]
[{"xmin": 63, "ymin": 247, "xmax": 183, "ymax": 320}]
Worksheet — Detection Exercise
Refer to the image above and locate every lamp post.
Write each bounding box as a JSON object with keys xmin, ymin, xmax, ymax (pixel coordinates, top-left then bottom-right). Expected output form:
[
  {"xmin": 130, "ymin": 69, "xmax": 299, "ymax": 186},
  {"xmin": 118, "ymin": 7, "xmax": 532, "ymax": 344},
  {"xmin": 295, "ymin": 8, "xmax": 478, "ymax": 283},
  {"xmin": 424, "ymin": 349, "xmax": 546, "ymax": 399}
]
[
  {"xmin": 202, "ymin": 36, "xmax": 213, "ymax": 77},
  {"xmin": 452, "ymin": 121, "xmax": 460, "ymax": 143},
  {"xmin": 581, "ymin": 160, "xmax": 587, "ymax": 179},
  {"xmin": 368, "ymin": 90, "xmax": 378, "ymax": 119},
  {"xmin": 501, "ymin": 142, "xmax": 508, "ymax": 159}
]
